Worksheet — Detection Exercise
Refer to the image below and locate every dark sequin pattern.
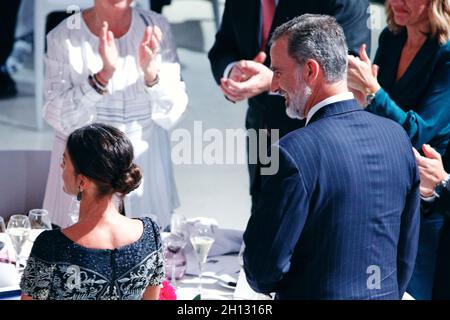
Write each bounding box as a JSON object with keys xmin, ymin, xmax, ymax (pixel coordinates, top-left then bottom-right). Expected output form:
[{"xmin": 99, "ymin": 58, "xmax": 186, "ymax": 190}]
[{"xmin": 20, "ymin": 217, "xmax": 165, "ymax": 300}]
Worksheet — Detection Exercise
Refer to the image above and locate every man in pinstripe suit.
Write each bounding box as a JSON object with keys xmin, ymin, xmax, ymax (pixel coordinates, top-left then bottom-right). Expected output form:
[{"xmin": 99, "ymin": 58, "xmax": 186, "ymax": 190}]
[{"xmin": 243, "ymin": 14, "xmax": 420, "ymax": 299}]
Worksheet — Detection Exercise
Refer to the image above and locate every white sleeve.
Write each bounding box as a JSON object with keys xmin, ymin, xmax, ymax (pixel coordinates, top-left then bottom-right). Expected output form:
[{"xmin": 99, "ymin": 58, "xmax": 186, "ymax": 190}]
[
  {"xmin": 143, "ymin": 16, "xmax": 188, "ymax": 131},
  {"xmin": 223, "ymin": 61, "xmax": 237, "ymax": 79},
  {"xmin": 43, "ymin": 31, "xmax": 102, "ymax": 135}
]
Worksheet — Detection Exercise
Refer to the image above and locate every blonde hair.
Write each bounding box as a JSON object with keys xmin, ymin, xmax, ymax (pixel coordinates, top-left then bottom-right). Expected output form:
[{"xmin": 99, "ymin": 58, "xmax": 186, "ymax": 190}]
[{"xmin": 386, "ymin": 0, "xmax": 450, "ymax": 45}]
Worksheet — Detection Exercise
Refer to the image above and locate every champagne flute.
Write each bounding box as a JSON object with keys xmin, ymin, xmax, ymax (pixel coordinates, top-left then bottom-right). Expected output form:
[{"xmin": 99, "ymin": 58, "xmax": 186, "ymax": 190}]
[
  {"xmin": 0, "ymin": 217, "xmax": 11, "ymax": 263},
  {"xmin": 189, "ymin": 221, "xmax": 215, "ymax": 297},
  {"xmin": 6, "ymin": 214, "xmax": 31, "ymax": 273},
  {"xmin": 28, "ymin": 209, "xmax": 52, "ymax": 242}
]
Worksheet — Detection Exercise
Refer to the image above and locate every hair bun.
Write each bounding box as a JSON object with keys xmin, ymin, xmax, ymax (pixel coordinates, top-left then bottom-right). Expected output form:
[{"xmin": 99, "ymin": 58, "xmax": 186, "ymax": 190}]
[{"xmin": 114, "ymin": 163, "xmax": 142, "ymax": 195}]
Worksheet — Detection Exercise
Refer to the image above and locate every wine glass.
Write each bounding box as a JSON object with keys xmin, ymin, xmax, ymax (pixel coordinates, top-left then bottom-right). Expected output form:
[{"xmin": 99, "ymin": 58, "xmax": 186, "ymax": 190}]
[
  {"xmin": 28, "ymin": 209, "xmax": 52, "ymax": 242},
  {"xmin": 0, "ymin": 217, "xmax": 11, "ymax": 263},
  {"xmin": 163, "ymin": 233, "xmax": 187, "ymax": 287},
  {"xmin": 68, "ymin": 197, "xmax": 80, "ymax": 225},
  {"xmin": 171, "ymin": 213, "xmax": 187, "ymax": 238},
  {"xmin": 189, "ymin": 221, "xmax": 215, "ymax": 297},
  {"xmin": 162, "ymin": 214, "xmax": 188, "ymax": 287},
  {"xmin": 6, "ymin": 214, "xmax": 31, "ymax": 273}
]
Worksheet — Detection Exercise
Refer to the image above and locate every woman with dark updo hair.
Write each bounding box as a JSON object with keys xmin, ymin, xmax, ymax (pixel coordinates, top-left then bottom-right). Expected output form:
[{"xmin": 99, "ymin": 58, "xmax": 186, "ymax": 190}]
[{"xmin": 19, "ymin": 123, "xmax": 165, "ymax": 300}]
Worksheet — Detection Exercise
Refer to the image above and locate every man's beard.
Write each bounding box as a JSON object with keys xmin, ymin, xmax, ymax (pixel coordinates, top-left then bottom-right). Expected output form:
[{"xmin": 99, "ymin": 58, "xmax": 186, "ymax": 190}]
[{"xmin": 285, "ymin": 77, "xmax": 312, "ymax": 120}]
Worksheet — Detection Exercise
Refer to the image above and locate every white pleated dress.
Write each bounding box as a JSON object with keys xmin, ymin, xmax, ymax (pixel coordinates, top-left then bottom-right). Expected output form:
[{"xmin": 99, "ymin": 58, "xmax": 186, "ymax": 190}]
[{"xmin": 42, "ymin": 8, "xmax": 188, "ymax": 229}]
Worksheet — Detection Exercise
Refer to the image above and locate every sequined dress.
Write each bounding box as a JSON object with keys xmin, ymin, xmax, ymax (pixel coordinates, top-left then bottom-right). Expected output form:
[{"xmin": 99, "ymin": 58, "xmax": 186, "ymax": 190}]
[{"xmin": 20, "ymin": 217, "xmax": 165, "ymax": 300}]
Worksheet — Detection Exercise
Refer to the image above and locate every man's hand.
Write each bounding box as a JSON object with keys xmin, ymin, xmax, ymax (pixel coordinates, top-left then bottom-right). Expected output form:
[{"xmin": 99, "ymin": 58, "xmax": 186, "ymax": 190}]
[
  {"xmin": 220, "ymin": 52, "xmax": 273, "ymax": 102},
  {"xmin": 413, "ymin": 145, "xmax": 449, "ymax": 197}
]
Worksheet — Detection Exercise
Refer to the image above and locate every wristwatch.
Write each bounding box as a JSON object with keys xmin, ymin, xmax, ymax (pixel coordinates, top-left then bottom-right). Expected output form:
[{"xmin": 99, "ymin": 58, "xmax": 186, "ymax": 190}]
[
  {"xmin": 365, "ymin": 91, "xmax": 376, "ymax": 107},
  {"xmin": 434, "ymin": 174, "xmax": 450, "ymax": 198}
]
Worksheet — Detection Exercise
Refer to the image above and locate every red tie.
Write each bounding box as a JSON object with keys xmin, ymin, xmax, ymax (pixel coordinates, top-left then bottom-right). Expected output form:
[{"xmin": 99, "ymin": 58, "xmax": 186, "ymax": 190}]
[{"xmin": 261, "ymin": 0, "xmax": 276, "ymax": 51}]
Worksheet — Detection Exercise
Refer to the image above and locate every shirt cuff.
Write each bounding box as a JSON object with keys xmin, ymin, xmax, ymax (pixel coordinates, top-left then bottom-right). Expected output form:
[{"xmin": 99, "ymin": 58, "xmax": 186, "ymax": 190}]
[
  {"xmin": 223, "ymin": 61, "xmax": 238, "ymax": 79},
  {"xmin": 80, "ymin": 81, "xmax": 105, "ymax": 104},
  {"xmin": 421, "ymin": 194, "xmax": 437, "ymax": 202}
]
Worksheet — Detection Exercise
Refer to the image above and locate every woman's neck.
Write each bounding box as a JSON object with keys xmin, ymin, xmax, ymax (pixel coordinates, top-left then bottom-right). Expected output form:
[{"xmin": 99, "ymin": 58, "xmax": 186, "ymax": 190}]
[
  {"xmin": 405, "ymin": 22, "xmax": 430, "ymax": 49},
  {"xmin": 78, "ymin": 193, "xmax": 121, "ymax": 227},
  {"xmin": 86, "ymin": 3, "xmax": 132, "ymax": 37}
]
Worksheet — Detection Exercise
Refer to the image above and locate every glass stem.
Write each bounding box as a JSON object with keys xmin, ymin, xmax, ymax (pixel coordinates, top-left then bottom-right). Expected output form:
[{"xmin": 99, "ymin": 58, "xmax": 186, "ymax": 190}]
[
  {"xmin": 15, "ymin": 253, "xmax": 21, "ymax": 273},
  {"xmin": 198, "ymin": 261, "xmax": 203, "ymax": 296},
  {"xmin": 171, "ymin": 261, "xmax": 177, "ymax": 287}
]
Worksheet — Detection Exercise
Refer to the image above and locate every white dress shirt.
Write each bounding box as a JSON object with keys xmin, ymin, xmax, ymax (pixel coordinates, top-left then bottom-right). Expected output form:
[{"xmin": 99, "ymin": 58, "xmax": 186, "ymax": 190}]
[{"xmin": 305, "ymin": 92, "xmax": 355, "ymax": 126}]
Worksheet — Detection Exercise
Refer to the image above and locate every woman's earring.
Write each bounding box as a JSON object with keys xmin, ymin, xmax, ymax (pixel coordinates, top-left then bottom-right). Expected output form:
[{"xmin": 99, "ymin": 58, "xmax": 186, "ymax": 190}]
[{"xmin": 77, "ymin": 187, "xmax": 83, "ymax": 201}]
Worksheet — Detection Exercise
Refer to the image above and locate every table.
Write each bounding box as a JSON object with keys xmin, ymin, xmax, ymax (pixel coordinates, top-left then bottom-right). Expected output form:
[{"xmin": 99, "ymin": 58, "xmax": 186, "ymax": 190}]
[{"xmin": 175, "ymin": 253, "xmax": 240, "ymax": 300}]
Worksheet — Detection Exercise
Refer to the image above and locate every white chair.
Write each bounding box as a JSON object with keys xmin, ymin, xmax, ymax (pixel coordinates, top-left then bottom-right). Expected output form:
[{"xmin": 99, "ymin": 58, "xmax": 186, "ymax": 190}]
[{"xmin": 33, "ymin": 0, "xmax": 150, "ymax": 130}]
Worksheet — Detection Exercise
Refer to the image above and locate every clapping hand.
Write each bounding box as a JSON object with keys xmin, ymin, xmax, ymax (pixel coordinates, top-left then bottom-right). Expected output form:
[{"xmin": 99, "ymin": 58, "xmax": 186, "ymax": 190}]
[
  {"xmin": 139, "ymin": 26, "xmax": 162, "ymax": 83},
  {"xmin": 413, "ymin": 145, "xmax": 449, "ymax": 197},
  {"xmin": 220, "ymin": 52, "xmax": 273, "ymax": 103},
  {"xmin": 98, "ymin": 21, "xmax": 119, "ymax": 82},
  {"xmin": 347, "ymin": 44, "xmax": 380, "ymax": 107}
]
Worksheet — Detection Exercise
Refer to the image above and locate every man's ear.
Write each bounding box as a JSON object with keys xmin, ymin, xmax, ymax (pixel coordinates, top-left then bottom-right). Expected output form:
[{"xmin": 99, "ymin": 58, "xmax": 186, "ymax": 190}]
[{"xmin": 304, "ymin": 59, "xmax": 320, "ymax": 84}]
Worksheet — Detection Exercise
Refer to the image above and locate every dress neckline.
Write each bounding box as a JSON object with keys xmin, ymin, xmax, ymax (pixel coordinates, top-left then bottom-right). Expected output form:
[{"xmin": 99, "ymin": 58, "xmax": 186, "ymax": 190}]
[
  {"xmin": 392, "ymin": 30, "xmax": 438, "ymax": 86},
  {"xmin": 80, "ymin": 8, "xmax": 136, "ymax": 41},
  {"xmin": 58, "ymin": 217, "xmax": 147, "ymax": 252}
]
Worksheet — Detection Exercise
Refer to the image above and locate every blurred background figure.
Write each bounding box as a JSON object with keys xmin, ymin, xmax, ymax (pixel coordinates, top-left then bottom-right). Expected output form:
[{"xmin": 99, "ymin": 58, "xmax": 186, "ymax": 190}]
[
  {"xmin": 42, "ymin": 0, "xmax": 188, "ymax": 230},
  {"xmin": 150, "ymin": 0, "xmax": 172, "ymax": 14},
  {"xmin": 414, "ymin": 144, "xmax": 450, "ymax": 300},
  {"xmin": 347, "ymin": 0, "xmax": 450, "ymax": 299},
  {"xmin": 6, "ymin": 0, "xmax": 33, "ymax": 75},
  {"xmin": 0, "ymin": 2, "xmax": 21, "ymax": 99}
]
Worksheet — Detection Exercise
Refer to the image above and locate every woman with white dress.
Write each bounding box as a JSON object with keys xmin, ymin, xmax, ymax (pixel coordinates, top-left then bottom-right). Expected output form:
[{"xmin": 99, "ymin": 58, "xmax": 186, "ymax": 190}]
[{"xmin": 42, "ymin": 0, "xmax": 188, "ymax": 230}]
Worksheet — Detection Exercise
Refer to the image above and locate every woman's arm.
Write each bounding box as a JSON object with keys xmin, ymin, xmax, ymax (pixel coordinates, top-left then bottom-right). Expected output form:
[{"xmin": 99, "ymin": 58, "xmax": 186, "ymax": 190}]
[
  {"xmin": 349, "ymin": 42, "xmax": 450, "ymax": 151},
  {"xmin": 142, "ymin": 285, "xmax": 161, "ymax": 300},
  {"xmin": 142, "ymin": 14, "xmax": 188, "ymax": 131},
  {"xmin": 43, "ymin": 28, "xmax": 107, "ymax": 135}
]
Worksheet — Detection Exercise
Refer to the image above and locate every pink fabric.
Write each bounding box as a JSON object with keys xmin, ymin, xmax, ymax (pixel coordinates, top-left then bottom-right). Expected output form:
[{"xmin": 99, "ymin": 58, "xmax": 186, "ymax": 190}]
[{"xmin": 261, "ymin": 0, "xmax": 276, "ymax": 51}]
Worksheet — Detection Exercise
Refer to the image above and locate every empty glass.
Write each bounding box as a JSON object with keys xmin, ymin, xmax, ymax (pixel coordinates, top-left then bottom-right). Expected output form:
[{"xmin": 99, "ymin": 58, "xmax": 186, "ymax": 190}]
[
  {"xmin": 68, "ymin": 197, "xmax": 80, "ymax": 225},
  {"xmin": 0, "ymin": 217, "xmax": 11, "ymax": 263},
  {"xmin": 163, "ymin": 233, "xmax": 187, "ymax": 284},
  {"xmin": 171, "ymin": 213, "xmax": 187, "ymax": 238},
  {"xmin": 162, "ymin": 214, "xmax": 188, "ymax": 286},
  {"xmin": 7, "ymin": 214, "xmax": 31, "ymax": 273},
  {"xmin": 28, "ymin": 209, "xmax": 52, "ymax": 242}
]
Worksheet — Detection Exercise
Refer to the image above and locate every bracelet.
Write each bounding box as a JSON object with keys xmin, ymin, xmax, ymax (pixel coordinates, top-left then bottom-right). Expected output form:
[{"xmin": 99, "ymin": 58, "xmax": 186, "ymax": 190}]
[
  {"xmin": 92, "ymin": 74, "xmax": 107, "ymax": 91},
  {"xmin": 88, "ymin": 74, "xmax": 108, "ymax": 95},
  {"xmin": 145, "ymin": 73, "xmax": 160, "ymax": 88},
  {"xmin": 94, "ymin": 73, "xmax": 108, "ymax": 89}
]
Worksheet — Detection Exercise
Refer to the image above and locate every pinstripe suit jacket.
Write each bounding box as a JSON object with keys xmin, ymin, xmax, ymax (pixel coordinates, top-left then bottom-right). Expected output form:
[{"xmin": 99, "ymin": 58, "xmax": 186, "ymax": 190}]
[{"xmin": 243, "ymin": 99, "xmax": 421, "ymax": 299}]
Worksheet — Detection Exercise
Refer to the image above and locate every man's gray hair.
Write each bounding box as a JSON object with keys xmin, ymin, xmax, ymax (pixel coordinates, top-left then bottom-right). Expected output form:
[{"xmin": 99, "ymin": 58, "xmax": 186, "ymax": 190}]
[{"xmin": 270, "ymin": 14, "xmax": 348, "ymax": 83}]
